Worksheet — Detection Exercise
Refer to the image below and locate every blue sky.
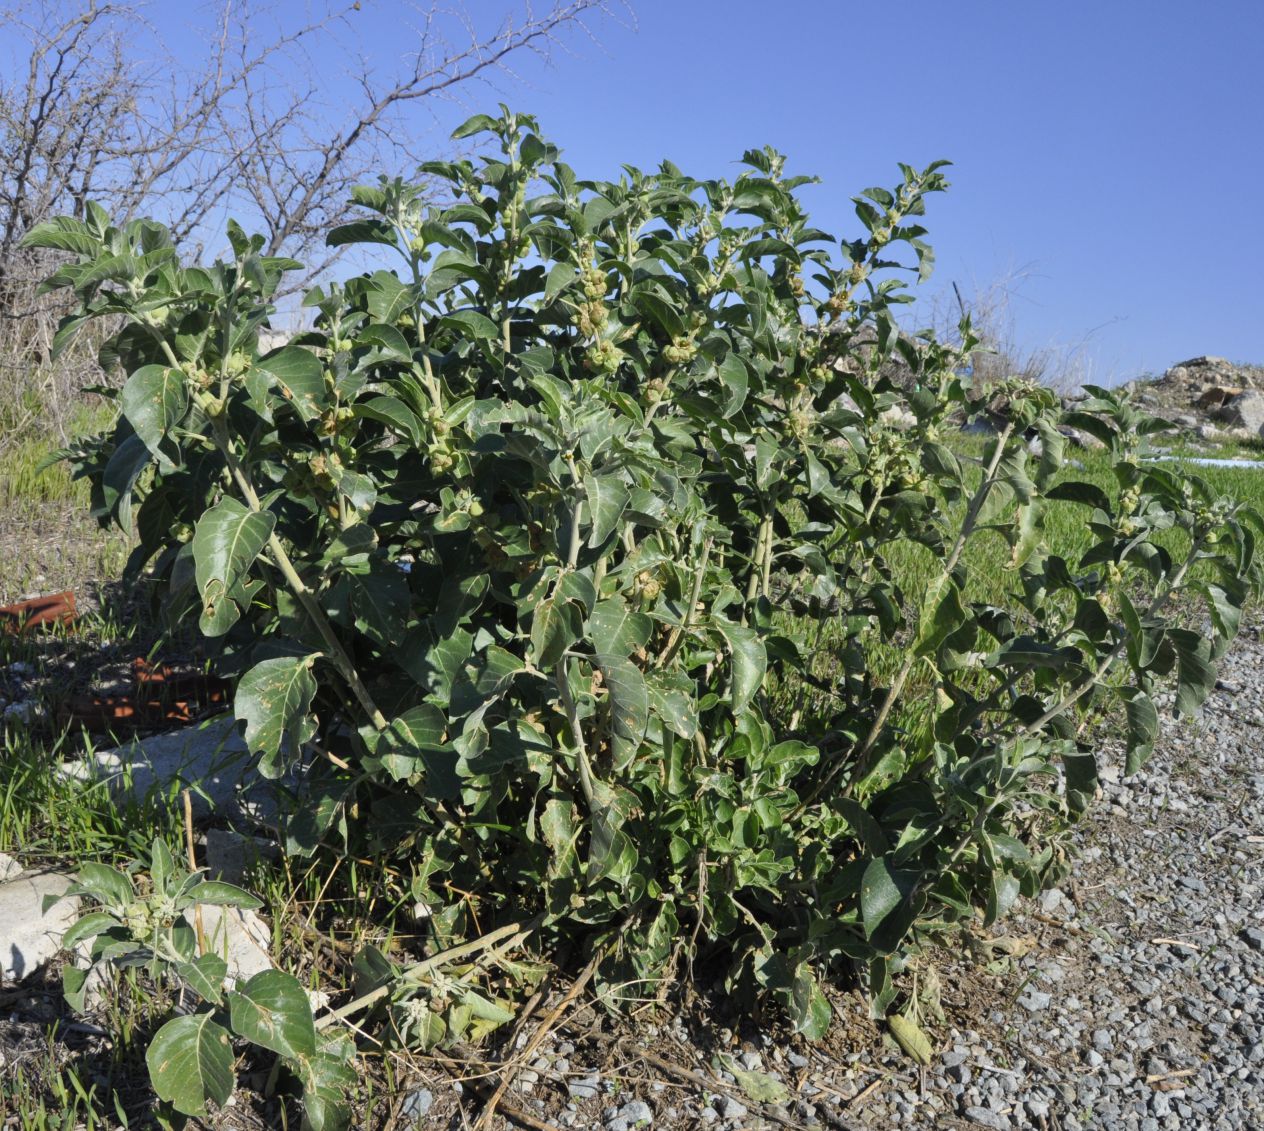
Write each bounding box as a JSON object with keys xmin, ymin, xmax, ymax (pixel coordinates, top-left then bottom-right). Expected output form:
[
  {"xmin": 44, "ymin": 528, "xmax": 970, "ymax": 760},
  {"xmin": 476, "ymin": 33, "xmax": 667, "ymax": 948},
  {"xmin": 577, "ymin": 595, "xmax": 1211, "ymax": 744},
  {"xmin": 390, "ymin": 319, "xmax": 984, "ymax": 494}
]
[{"xmin": 148, "ymin": 0, "xmax": 1262, "ymax": 382}]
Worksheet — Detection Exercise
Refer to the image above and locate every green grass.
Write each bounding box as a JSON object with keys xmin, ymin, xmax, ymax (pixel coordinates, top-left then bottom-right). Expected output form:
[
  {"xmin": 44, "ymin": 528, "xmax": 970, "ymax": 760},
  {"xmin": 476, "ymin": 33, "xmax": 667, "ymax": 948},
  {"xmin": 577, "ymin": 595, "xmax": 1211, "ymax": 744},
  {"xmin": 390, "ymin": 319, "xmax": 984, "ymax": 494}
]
[
  {"xmin": 0, "ymin": 404, "xmax": 131, "ymax": 603},
  {"xmin": 773, "ymin": 432, "xmax": 1264, "ymax": 735}
]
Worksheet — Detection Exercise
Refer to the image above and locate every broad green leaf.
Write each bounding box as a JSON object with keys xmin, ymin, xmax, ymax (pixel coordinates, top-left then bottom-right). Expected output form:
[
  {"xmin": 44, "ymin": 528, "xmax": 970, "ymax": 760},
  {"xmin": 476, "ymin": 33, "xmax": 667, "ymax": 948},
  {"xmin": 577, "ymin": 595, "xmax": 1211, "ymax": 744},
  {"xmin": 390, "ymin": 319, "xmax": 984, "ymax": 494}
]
[
  {"xmin": 451, "ymin": 112, "xmax": 498, "ymax": 139},
  {"xmin": 353, "ymin": 396, "xmax": 422, "ymax": 446},
  {"xmin": 860, "ymin": 856, "xmax": 918, "ymax": 941},
  {"xmin": 350, "ymin": 564, "xmax": 411, "ymax": 646},
  {"xmin": 298, "ymin": 1032, "xmax": 356, "ymax": 1131},
  {"xmin": 1121, "ymin": 686, "xmax": 1159, "ymax": 774},
  {"xmin": 146, "ymin": 1013, "xmax": 235, "ymax": 1117},
  {"xmin": 326, "ymin": 218, "xmax": 396, "ymax": 248},
  {"xmin": 120, "ymin": 364, "xmax": 187, "ymax": 461},
  {"xmin": 175, "ymin": 952, "xmax": 229, "ymax": 1004},
  {"xmin": 193, "ymin": 497, "xmax": 275, "ymax": 637},
  {"xmin": 543, "ymin": 262, "xmax": 576, "ymax": 304},
  {"xmin": 588, "ymin": 598, "xmax": 652, "ymax": 658},
  {"xmin": 20, "ymin": 216, "xmax": 98, "ymax": 256},
  {"xmin": 257, "ymin": 346, "xmax": 327, "ymax": 421},
  {"xmin": 235, "ymin": 655, "xmax": 319, "ymax": 777},
  {"xmin": 789, "ymin": 967, "xmax": 832, "ymax": 1040},
  {"xmin": 647, "ymin": 672, "xmax": 697, "ymax": 739},
  {"xmin": 716, "ymin": 352, "xmax": 749, "ymax": 418},
  {"xmin": 151, "ymin": 837, "xmax": 174, "ymax": 896},
  {"xmin": 62, "ymin": 965, "xmax": 89, "ymax": 1012},
  {"xmin": 356, "ymin": 325, "xmax": 413, "ymax": 362},
  {"xmin": 73, "ymin": 862, "xmax": 133, "ymax": 910},
  {"xmin": 596, "ymin": 654, "xmax": 649, "ymax": 772},
  {"xmin": 183, "ymin": 881, "xmax": 263, "ymax": 910},
  {"xmin": 228, "ymin": 969, "xmax": 317, "ymax": 1060},
  {"xmin": 914, "ymin": 575, "xmax": 964, "ymax": 657},
  {"xmin": 60, "ymin": 911, "xmax": 122, "ymax": 952},
  {"xmin": 1008, "ymin": 499, "xmax": 1045, "ymax": 570},
  {"xmin": 440, "ymin": 309, "xmax": 500, "ymax": 340},
  {"xmin": 531, "ymin": 596, "xmax": 584, "ymax": 669},
  {"xmin": 583, "ymin": 474, "xmax": 630, "ymax": 547},
  {"xmin": 715, "ymin": 621, "xmax": 766, "ymax": 714},
  {"xmin": 101, "ymin": 432, "xmax": 151, "ymax": 528},
  {"xmin": 888, "ymin": 1012, "xmax": 933, "ymax": 1064},
  {"xmin": 1169, "ymin": 628, "xmax": 1215, "ymax": 717}
]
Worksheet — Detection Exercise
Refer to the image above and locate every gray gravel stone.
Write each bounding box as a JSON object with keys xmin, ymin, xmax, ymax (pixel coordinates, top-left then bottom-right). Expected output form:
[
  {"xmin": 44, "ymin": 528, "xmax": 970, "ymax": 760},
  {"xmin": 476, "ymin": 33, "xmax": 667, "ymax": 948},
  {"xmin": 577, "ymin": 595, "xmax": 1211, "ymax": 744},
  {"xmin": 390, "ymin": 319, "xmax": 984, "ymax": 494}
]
[
  {"xmin": 568, "ymin": 1073, "xmax": 601, "ymax": 1100},
  {"xmin": 399, "ymin": 1088, "xmax": 432, "ymax": 1124},
  {"xmin": 618, "ymin": 1100, "xmax": 653, "ymax": 1125},
  {"xmin": 964, "ymin": 1105, "xmax": 1010, "ymax": 1129}
]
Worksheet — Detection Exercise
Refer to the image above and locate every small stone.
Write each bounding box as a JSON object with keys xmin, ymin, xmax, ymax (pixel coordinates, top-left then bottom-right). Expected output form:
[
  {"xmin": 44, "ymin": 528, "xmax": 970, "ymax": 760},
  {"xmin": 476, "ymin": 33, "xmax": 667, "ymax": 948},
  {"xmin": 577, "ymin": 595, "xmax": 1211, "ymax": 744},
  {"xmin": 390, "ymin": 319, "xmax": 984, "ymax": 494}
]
[
  {"xmin": 0, "ymin": 852, "xmax": 21, "ymax": 883},
  {"xmin": 3, "ymin": 701, "xmax": 33, "ymax": 725},
  {"xmin": 1038, "ymin": 888, "xmax": 1066, "ymax": 914},
  {"xmin": 204, "ymin": 829, "xmax": 281, "ymax": 885},
  {"xmin": 400, "ymin": 1088, "xmax": 433, "ymax": 1124},
  {"xmin": 964, "ymin": 1105, "xmax": 1010, "ymax": 1129},
  {"xmin": 714, "ymin": 1095, "xmax": 747, "ymax": 1120},
  {"xmin": 698, "ymin": 1109, "xmax": 718, "ymax": 1124},
  {"xmin": 569, "ymin": 1074, "xmax": 601, "ymax": 1101},
  {"xmin": 619, "ymin": 1100, "xmax": 653, "ymax": 1125},
  {"xmin": 1242, "ymin": 927, "xmax": 1264, "ymax": 952},
  {"xmin": 184, "ymin": 903, "xmax": 272, "ymax": 986},
  {"xmin": 1020, "ymin": 989, "xmax": 1052, "ymax": 1012}
]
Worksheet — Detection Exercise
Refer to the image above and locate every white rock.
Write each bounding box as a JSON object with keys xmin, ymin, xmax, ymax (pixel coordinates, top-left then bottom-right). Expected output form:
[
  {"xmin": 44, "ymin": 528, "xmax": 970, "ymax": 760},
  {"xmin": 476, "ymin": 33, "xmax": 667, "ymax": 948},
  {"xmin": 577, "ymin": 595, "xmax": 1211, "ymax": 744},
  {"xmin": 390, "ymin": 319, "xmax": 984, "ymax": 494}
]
[
  {"xmin": 184, "ymin": 903, "xmax": 273, "ymax": 986},
  {"xmin": 204, "ymin": 829, "xmax": 281, "ymax": 885},
  {"xmin": 60, "ymin": 715, "xmax": 279, "ymax": 825},
  {"xmin": 0, "ymin": 871, "xmax": 79, "ymax": 983},
  {"xmin": 3, "ymin": 701, "xmax": 34, "ymax": 725},
  {"xmin": 76, "ymin": 958, "xmax": 117, "ymax": 1010},
  {"xmin": 0, "ymin": 851, "xmax": 22, "ymax": 882}
]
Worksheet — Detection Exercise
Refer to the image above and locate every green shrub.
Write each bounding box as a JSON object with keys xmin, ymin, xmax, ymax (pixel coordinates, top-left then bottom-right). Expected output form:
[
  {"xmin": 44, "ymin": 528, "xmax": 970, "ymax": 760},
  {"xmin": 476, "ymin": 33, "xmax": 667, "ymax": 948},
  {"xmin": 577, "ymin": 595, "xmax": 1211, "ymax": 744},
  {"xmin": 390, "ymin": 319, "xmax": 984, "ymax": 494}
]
[{"xmin": 29, "ymin": 107, "xmax": 1260, "ymax": 1122}]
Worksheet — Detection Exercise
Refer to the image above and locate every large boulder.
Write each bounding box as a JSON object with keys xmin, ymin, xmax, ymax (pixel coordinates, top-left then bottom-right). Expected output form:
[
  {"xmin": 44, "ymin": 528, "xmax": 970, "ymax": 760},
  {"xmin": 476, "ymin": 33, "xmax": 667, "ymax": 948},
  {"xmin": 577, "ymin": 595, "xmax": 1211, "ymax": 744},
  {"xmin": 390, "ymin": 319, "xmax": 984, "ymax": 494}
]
[
  {"xmin": 1217, "ymin": 391, "xmax": 1264, "ymax": 435},
  {"xmin": 58, "ymin": 714, "xmax": 303, "ymax": 828}
]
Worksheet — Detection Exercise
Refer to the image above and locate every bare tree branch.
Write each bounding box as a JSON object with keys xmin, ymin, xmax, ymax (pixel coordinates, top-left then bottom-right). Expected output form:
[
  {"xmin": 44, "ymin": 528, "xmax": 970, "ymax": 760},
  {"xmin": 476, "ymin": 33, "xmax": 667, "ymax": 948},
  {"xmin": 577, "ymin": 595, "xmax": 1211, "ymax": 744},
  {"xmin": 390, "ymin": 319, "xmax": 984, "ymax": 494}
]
[{"xmin": 0, "ymin": 0, "xmax": 624, "ymax": 438}]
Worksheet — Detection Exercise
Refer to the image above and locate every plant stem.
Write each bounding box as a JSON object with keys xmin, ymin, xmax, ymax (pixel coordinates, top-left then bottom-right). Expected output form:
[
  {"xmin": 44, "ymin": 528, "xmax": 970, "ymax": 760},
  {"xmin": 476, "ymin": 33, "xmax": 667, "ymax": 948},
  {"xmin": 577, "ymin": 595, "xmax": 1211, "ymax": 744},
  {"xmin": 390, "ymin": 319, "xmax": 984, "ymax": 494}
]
[
  {"xmin": 556, "ymin": 658, "xmax": 596, "ymax": 806},
  {"xmin": 1015, "ymin": 537, "xmax": 1203, "ymax": 740},
  {"xmin": 314, "ymin": 918, "xmax": 539, "ymax": 1031},
  {"xmin": 800, "ymin": 422, "xmax": 1016, "ymax": 810},
  {"xmin": 211, "ymin": 420, "xmax": 387, "ymax": 728},
  {"xmin": 657, "ymin": 536, "xmax": 713, "ymax": 670},
  {"xmin": 744, "ymin": 513, "xmax": 773, "ymax": 621}
]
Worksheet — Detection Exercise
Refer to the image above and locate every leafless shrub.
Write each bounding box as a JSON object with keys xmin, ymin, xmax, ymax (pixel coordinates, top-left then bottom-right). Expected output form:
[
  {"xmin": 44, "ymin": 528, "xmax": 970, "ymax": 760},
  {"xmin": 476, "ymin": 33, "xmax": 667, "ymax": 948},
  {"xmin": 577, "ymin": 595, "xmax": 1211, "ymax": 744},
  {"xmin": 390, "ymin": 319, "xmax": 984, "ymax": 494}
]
[
  {"xmin": 0, "ymin": 0, "xmax": 621, "ymax": 444},
  {"xmin": 925, "ymin": 268, "xmax": 1113, "ymax": 398}
]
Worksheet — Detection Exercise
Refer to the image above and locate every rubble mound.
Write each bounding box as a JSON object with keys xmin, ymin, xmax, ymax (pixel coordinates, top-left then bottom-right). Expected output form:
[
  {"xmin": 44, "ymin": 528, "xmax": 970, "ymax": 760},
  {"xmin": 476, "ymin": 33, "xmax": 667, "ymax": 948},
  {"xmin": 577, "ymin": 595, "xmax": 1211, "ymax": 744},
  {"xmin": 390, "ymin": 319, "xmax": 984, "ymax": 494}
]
[{"xmin": 1130, "ymin": 356, "xmax": 1264, "ymax": 441}]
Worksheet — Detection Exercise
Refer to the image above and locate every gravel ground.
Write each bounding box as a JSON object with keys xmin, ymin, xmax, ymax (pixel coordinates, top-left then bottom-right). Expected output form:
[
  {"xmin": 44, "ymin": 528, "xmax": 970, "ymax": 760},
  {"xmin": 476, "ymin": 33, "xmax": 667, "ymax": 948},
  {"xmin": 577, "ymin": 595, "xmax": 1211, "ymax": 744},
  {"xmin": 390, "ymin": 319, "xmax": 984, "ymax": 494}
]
[{"xmin": 431, "ymin": 621, "xmax": 1264, "ymax": 1131}]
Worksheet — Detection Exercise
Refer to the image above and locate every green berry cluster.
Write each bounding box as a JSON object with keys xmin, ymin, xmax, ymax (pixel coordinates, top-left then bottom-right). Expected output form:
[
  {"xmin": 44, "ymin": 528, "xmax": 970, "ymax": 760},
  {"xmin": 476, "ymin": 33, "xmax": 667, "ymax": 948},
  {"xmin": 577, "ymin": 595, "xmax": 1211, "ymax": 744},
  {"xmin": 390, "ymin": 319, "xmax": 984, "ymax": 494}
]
[
  {"xmin": 570, "ymin": 300, "xmax": 608, "ymax": 338},
  {"xmin": 662, "ymin": 337, "xmax": 697, "ymax": 366},
  {"xmin": 584, "ymin": 340, "xmax": 623, "ymax": 374}
]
